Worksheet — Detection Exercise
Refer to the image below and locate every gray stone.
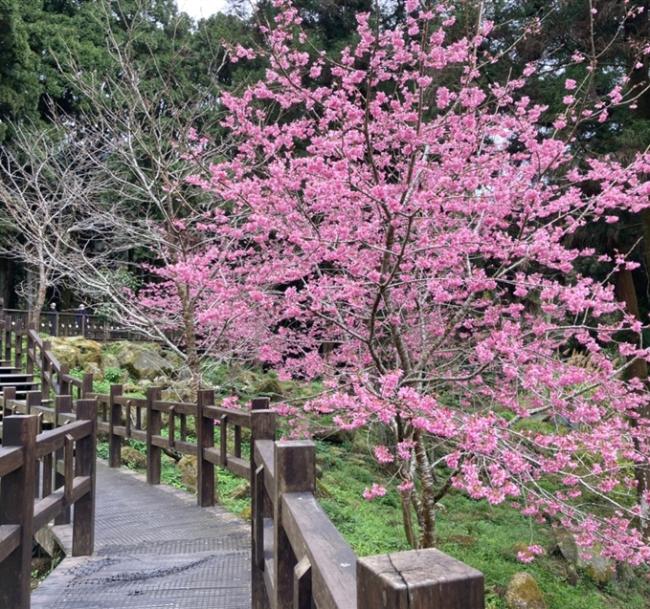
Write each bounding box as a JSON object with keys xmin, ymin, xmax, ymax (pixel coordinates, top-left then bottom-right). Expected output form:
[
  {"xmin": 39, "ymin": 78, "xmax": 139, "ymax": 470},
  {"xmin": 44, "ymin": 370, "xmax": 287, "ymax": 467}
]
[{"xmin": 505, "ymin": 572, "xmax": 546, "ymax": 609}]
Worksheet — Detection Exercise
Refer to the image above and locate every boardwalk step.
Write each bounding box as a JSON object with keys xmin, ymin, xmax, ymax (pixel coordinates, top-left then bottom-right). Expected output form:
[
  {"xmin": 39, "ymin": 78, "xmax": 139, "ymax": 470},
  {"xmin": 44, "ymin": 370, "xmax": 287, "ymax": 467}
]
[{"xmin": 0, "ymin": 374, "xmax": 34, "ymax": 381}]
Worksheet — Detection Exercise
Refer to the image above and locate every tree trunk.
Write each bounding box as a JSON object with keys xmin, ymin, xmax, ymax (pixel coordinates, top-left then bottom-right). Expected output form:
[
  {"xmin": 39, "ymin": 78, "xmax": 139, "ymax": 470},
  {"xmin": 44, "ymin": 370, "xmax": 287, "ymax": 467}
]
[
  {"xmin": 177, "ymin": 282, "xmax": 201, "ymax": 390},
  {"xmin": 413, "ymin": 430, "xmax": 437, "ymax": 547},
  {"xmin": 614, "ymin": 268, "xmax": 650, "ymax": 537},
  {"xmin": 28, "ymin": 266, "xmax": 48, "ymax": 330}
]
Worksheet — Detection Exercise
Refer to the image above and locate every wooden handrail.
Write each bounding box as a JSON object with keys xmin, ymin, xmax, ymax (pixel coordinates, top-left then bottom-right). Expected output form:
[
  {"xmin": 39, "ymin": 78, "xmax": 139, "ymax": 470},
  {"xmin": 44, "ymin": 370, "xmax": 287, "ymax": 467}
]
[
  {"xmin": 0, "ymin": 399, "xmax": 97, "ymax": 609},
  {"xmin": 92, "ymin": 383, "xmax": 484, "ymax": 609}
]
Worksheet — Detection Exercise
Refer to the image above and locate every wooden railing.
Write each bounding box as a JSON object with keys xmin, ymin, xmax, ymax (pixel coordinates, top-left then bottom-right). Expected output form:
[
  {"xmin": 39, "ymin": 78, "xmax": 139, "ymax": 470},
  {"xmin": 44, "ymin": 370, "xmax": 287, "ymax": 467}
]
[
  {"xmin": 2, "ymin": 300, "xmax": 485, "ymax": 609},
  {"xmin": 1, "ymin": 306, "xmax": 149, "ymax": 342},
  {"xmin": 24, "ymin": 329, "xmax": 93, "ymax": 401},
  {"xmin": 94, "ymin": 383, "xmax": 485, "ymax": 609},
  {"xmin": 0, "ymin": 398, "xmax": 97, "ymax": 609}
]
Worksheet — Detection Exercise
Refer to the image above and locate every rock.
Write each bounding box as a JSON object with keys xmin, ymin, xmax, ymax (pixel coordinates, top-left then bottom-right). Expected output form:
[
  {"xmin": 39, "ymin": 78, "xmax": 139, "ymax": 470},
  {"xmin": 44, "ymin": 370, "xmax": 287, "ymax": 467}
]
[
  {"xmin": 254, "ymin": 377, "xmax": 283, "ymax": 397},
  {"xmin": 565, "ymin": 565, "xmax": 579, "ymax": 587},
  {"xmin": 232, "ymin": 482, "xmax": 250, "ymax": 500},
  {"xmin": 112, "ymin": 341, "xmax": 175, "ymax": 380},
  {"xmin": 551, "ymin": 528, "xmax": 578, "ymax": 565},
  {"xmin": 162, "ymin": 379, "xmax": 194, "ymax": 402},
  {"xmin": 83, "ymin": 361, "xmax": 103, "ymax": 381},
  {"xmin": 121, "ymin": 446, "xmax": 147, "ymax": 469},
  {"xmin": 505, "ymin": 573, "xmax": 546, "ymax": 609},
  {"xmin": 101, "ymin": 352, "xmax": 121, "ymax": 370},
  {"xmin": 161, "ymin": 349, "xmax": 184, "ymax": 369},
  {"xmin": 50, "ymin": 342, "xmax": 80, "ymax": 368},
  {"xmin": 51, "ymin": 336, "xmax": 102, "ymax": 369},
  {"xmin": 581, "ymin": 552, "xmax": 616, "ymax": 585},
  {"xmin": 178, "ymin": 455, "xmax": 197, "ymax": 491},
  {"xmin": 551, "ymin": 530, "xmax": 615, "ymax": 585}
]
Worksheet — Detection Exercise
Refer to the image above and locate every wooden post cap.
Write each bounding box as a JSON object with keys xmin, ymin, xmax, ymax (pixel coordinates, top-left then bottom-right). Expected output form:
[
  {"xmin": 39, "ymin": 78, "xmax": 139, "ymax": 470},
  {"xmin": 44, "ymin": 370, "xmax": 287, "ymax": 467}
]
[{"xmin": 357, "ymin": 548, "xmax": 484, "ymax": 609}]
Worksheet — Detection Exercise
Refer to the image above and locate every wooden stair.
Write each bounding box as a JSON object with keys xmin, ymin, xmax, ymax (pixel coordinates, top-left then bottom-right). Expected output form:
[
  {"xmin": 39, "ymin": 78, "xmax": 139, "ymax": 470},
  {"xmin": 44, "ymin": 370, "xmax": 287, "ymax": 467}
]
[{"xmin": 0, "ymin": 361, "xmax": 40, "ymax": 398}]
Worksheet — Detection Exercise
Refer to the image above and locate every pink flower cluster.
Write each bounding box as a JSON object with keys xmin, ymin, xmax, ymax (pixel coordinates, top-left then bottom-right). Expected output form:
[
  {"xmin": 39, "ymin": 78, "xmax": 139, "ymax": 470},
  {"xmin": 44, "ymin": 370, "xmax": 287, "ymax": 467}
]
[{"xmin": 150, "ymin": 0, "xmax": 650, "ymax": 562}]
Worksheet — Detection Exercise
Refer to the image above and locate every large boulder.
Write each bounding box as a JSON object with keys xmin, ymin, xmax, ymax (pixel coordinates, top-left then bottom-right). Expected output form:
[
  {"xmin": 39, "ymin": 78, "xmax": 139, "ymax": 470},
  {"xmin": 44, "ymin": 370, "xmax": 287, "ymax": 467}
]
[
  {"xmin": 112, "ymin": 341, "xmax": 175, "ymax": 380},
  {"xmin": 161, "ymin": 378, "xmax": 194, "ymax": 402},
  {"xmin": 581, "ymin": 553, "xmax": 616, "ymax": 585},
  {"xmin": 551, "ymin": 528, "xmax": 578, "ymax": 565},
  {"xmin": 51, "ymin": 336, "xmax": 103, "ymax": 370},
  {"xmin": 505, "ymin": 573, "xmax": 546, "ymax": 609},
  {"xmin": 551, "ymin": 530, "xmax": 616, "ymax": 585}
]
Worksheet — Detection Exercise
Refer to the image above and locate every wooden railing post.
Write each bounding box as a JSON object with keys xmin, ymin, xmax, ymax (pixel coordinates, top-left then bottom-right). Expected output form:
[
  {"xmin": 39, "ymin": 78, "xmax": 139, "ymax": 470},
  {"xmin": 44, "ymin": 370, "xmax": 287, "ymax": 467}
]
[
  {"xmin": 3, "ymin": 322, "xmax": 11, "ymax": 364},
  {"xmin": 2, "ymin": 386, "xmax": 16, "ymax": 417},
  {"xmin": 13, "ymin": 330, "xmax": 22, "ymax": 369},
  {"xmin": 81, "ymin": 373, "xmax": 94, "ymax": 398},
  {"xmin": 146, "ymin": 386, "xmax": 162, "ymax": 484},
  {"xmin": 250, "ymin": 398, "xmax": 275, "ymax": 609},
  {"xmin": 60, "ymin": 363, "xmax": 71, "ymax": 396},
  {"xmin": 197, "ymin": 389, "xmax": 215, "ymax": 507},
  {"xmin": 25, "ymin": 329, "xmax": 34, "ymax": 375},
  {"xmin": 25, "ymin": 390, "xmax": 42, "ymax": 415},
  {"xmin": 108, "ymin": 384, "xmax": 123, "ymax": 468},
  {"xmin": 41, "ymin": 339, "xmax": 52, "ymax": 397},
  {"xmin": 357, "ymin": 548, "xmax": 484, "ymax": 609},
  {"xmin": 54, "ymin": 395, "xmax": 73, "ymax": 525},
  {"xmin": 0, "ymin": 415, "xmax": 38, "ymax": 609},
  {"xmin": 72, "ymin": 399, "xmax": 97, "ymax": 556},
  {"xmin": 274, "ymin": 440, "xmax": 316, "ymax": 609}
]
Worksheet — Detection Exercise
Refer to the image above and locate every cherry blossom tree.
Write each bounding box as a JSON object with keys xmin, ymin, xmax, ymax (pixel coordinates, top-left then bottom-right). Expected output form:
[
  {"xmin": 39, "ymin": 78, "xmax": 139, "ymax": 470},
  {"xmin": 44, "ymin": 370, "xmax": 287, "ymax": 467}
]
[{"xmin": 183, "ymin": 0, "xmax": 650, "ymax": 561}]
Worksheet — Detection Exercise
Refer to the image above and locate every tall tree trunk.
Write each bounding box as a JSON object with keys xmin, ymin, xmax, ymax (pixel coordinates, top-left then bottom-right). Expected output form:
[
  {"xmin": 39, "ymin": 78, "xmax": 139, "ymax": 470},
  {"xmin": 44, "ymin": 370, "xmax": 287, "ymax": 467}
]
[
  {"xmin": 413, "ymin": 430, "xmax": 437, "ymax": 547},
  {"xmin": 28, "ymin": 266, "xmax": 47, "ymax": 329},
  {"xmin": 615, "ymin": 268, "xmax": 650, "ymax": 537}
]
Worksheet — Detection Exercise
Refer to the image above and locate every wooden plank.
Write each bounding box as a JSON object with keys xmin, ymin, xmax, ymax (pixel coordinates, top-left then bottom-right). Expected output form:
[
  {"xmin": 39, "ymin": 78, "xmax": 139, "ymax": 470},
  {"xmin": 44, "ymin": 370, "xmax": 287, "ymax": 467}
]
[
  {"xmin": 0, "ymin": 446, "xmax": 23, "ymax": 477},
  {"xmin": 112, "ymin": 424, "xmax": 128, "ymax": 438},
  {"xmin": 234, "ymin": 425, "xmax": 242, "ymax": 458},
  {"xmin": 64, "ymin": 434, "xmax": 74, "ymax": 504},
  {"xmin": 54, "ymin": 396, "xmax": 73, "ymax": 526},
  {"xmin": 293, "ymin": 556, "xmax": 312, "ymax": 609},
  {"xmin": 173, "ymin": 439, "xmax": 198, "ymax": 455},
  {"xmin": 197, "ymin": 390, "xmax": 215, "ymax": 507},
  {"xmin": 32, "ymin": 477, "xmax": 92, "ymax": 532},
  {"xmin": 153, "ymin": 400, "xmax": 196, "ymax": 416},
  {"xmin": 255, "ymin": 440, "xmax": 276, "ymax": 503},
  {"xmin": 35, "ymin": 420, "xmax": 92, "ymax": 458},
  {"xmin": 0, "ymin": 525, "xmax": 20, "ymax": 564},
  {"xmin": 146, "ymin": 387, "xmax": 162, "ymax": 485},
  {"xmin": 0, "ymin": 415, "xmax": 38, "ymax": 609},
  {"xmin": 356, "ymin": 549, "xmax": 484, "ymax": 609},
  {"xmin": 220, "ymin": 415, "xmax": 228, "ymax": 466},
  {"xmin": 129, "ymin": 428, "xmax": 147, "ymax": 443},
  {"xmin": 283, "ymin": 492, "xmax": 357, "ymax": 609},
  {"xmin": 226, "ymin": 456, "xmax": 250, "ymax": 479},
  {"xmin": 72, "ymin": 400, "xmax": 97, "ymax": 556},
  {"xmin": 203, "ymin": 447, "xmax": 222, "ymax": 466},
  {"xmin": 208, "ymin": 405, "xmax": 251, "ymax": 428},
  {"xmin": 109, "ymin": 384, "xmax": 123, "ymax": 468}
]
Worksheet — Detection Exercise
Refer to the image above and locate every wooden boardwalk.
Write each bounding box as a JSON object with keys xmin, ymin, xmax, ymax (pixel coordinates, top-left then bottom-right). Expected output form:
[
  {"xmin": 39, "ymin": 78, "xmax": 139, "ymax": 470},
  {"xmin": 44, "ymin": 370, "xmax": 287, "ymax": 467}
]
[{"xmin": 31, "ymin": 463, "xmax": 251, "ymax": 609}]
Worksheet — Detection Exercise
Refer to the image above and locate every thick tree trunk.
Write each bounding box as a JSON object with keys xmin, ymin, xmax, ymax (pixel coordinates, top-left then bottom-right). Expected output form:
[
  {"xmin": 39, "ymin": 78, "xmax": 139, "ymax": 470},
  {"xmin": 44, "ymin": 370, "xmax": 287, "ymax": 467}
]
[
  {"xmin": 614, "ymin": 268, "xmax": 650, "ymax": 536},
  {"xmin": 28, "ymin": 266, "xmax": 47, "ymax": 330},
  {"xmin": 413, "ymin": 430, "xmax": 437, "ymax": 547}
]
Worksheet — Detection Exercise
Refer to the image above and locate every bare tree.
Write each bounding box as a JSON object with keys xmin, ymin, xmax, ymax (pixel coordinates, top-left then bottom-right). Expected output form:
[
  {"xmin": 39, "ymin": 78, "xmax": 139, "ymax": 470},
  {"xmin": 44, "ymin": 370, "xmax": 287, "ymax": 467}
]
[
  {"xmin": 46, "ymin": 0, "xmax": 232, "ymax": 382},
  {"xmin": 0, "ymin": 123, "xmax": 102, "ymax": 327}
]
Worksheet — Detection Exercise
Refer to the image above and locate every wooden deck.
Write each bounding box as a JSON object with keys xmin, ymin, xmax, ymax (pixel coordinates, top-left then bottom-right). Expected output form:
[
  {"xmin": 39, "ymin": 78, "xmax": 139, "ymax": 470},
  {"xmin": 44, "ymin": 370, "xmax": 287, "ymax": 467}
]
[{"xmin": 31, "ymin": 462, "xmax": 251, "ymax": 609}]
